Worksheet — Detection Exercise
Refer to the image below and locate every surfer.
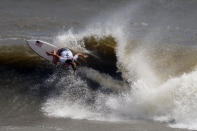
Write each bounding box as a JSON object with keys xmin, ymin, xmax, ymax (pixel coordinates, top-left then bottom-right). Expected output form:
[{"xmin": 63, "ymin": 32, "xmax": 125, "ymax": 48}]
[{"xmin": 46, "ymin": 48, "xmax": 88, "ymax": 71}]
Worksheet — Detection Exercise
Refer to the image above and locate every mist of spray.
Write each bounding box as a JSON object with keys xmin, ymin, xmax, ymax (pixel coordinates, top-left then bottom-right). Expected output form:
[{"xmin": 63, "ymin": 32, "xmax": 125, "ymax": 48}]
[{"xmin": 42, "ymin": 1, "xmax": 197, "ymax": 130}]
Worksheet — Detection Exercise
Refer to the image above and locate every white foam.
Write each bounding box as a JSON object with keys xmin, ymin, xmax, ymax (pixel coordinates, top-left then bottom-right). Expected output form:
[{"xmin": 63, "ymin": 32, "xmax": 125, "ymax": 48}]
[
  {"xmin": 41, "ymin": 1, "xmax": 197, "ymax": 130},
  {"xmin": 42, "ymin": 66, "xmax": 197, "ymax": 130},
  {"xmin": 42, "ymin": 97, "xmax": 97, "ymax": 119}
]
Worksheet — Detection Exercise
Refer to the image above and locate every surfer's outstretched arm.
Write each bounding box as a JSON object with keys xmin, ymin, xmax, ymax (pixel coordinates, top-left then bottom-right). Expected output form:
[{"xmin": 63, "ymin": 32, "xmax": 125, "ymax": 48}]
[{"xmin": 75, "ymin": 53, "xmax": 88, "ymax": 59}]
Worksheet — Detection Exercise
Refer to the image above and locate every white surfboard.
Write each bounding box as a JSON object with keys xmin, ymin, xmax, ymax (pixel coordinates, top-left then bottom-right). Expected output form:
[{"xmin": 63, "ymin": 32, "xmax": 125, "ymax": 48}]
[{"xmin": 26, "ymin": 40, "xmax": 58, "ymax": 61}]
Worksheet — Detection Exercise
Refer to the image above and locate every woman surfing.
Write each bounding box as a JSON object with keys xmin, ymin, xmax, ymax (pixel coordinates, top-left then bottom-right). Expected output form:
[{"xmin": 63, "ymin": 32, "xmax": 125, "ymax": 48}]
[{"xmin": 46, "ymin": 47, "xmax": 88, "ymax": 71}]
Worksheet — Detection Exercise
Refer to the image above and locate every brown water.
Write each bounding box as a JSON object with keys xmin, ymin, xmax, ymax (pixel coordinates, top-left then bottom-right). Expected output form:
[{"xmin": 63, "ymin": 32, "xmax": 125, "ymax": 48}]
[{"xmin": 1, "ymin": 0, "xmax": 197, "ymax": 131}]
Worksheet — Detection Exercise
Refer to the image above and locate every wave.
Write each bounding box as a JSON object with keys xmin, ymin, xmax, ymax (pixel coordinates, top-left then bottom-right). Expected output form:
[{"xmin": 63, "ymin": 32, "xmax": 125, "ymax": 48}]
[
  {"xmin": 35, "ymin": 29, "xmax": 197, "ymax": 129},
  {"xmin": 0, "ymin": 35, "xmax": 118, "ymax": 75},
  {"xmin": 0, "ymin": 44, "xmax": 46, "ymax": 65},
  {"xmin": 2, "ymin": 28, "xmax": 197, "ymax": 131},
  {"xmin": 38, "ymin": 23, "xmax": 197, "ymax": 131},
  {"xmin": 2, "ymin": 0, "xmax": 197, "ymax": 129},
  {"xmin": 2, "ymin": 31, "xmax": 197, "ymax": 128},
  {"xmin": 117, "ymin": 42, "xmax": 197, "ymax": 84}
]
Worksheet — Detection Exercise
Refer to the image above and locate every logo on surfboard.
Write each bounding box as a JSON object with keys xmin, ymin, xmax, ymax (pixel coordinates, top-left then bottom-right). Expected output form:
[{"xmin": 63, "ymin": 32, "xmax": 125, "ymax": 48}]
[{"xmin": 35, "ymin": 41, "xmax": 43, "ymax": 47}]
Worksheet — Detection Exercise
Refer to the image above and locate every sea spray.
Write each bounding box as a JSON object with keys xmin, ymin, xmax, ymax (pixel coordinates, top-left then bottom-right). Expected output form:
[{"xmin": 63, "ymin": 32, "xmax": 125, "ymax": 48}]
[{"xmin": 40, "ymin": 1, "xmax": 197, "ymax": 130}]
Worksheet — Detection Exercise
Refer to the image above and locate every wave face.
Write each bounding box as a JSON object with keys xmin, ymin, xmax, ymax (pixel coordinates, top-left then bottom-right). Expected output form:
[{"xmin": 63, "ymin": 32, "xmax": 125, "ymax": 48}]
[
  {"xmin": 40, "ymin": 31, "xmax": 197, "ymax": 129},
  {"xmin": 1, "ymin": 0, "xmax": 197, "ymax": 130}
]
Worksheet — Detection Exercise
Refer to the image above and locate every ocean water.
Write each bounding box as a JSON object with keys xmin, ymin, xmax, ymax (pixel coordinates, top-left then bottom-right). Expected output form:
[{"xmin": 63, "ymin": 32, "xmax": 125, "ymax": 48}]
[{"xmin": 1, "ymin": 0, "xmax": 197, "ymax": 130}]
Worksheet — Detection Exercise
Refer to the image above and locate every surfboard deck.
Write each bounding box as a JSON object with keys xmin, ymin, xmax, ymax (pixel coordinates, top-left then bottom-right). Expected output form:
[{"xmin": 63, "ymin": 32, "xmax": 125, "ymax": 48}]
[{"xmin": 26, "ymin": 40, "xmax": 58, "ymax": 61}]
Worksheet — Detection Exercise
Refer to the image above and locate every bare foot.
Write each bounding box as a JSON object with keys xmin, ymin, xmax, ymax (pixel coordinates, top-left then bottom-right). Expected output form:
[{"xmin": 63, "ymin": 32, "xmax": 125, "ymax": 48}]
[{"xmin": 52, "ymin": 50, "xmax": 56, "ymax": 55}]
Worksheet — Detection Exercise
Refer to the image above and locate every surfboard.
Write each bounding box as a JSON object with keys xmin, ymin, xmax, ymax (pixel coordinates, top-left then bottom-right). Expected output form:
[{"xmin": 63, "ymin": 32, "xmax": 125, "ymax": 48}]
[{"xmin": 26, "ymin": 40, "xmax": 58, "ymax": 61}]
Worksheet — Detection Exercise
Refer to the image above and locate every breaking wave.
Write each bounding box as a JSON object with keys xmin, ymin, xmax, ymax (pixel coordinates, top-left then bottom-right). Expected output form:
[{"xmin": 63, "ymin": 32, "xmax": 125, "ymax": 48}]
[
  {"xmin": 1, "ymin": 0, "xmax": 197, "ymax": 130},
  {"xmin": 41, "ymin": 24, "xmax": 197, "ymax": 130}
]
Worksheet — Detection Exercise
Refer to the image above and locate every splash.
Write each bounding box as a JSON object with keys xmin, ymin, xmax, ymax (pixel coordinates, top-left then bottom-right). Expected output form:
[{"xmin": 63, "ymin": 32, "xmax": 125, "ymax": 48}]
[{"xmin": 41, "ymin": 1, "xmax": 197, "ymax": 130}]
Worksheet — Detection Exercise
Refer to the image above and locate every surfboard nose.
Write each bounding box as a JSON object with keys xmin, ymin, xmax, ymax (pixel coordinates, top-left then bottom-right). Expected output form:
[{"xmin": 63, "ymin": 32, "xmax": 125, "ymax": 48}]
[
  {"xmin": 25, "ymin": 39, "xmax": 58, "ymax": 62},
  {"xmin": 25, "ymin": 39, "xmax": 28, "ymax": 44},
  {"xmin": 26, "ymin": 40, "xmax": 40, "ymax": 46}
]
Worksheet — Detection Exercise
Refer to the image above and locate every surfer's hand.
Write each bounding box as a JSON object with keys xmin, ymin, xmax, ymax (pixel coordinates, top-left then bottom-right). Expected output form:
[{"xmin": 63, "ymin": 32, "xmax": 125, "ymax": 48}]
[
  {"xmin": 84, "ymin": 55, "xmax": 88, "ymax": 58},
  {"xmin": 46, "ymin": 51, "xmax": 51, "ymax": 56}
]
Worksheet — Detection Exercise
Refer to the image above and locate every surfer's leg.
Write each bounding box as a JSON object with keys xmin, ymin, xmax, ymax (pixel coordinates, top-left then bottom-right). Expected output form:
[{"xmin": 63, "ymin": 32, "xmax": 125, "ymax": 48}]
[
  {"xmin": 46, "ymin": 50, "xmax": 58, "ymax": 64},
  {"xmin": 52, "ymin": 49, "xmax": 61, "ymax": 64},
  {"xmin": 76, "ymin": 53, "xmax": 88, "ymax": 58},
  {"xmin": 52, "ymin": 50, "xmax": 58, "ymax": 64},
  {"xmin": 53, "ymin": 56, "xmax": 58, "ymax": 64},
  {"xmin": 46, "ymin": 50, "xmax": 61, "ymax": 65},
  {"xmin": 71, "ymin": 61, "xmax": 77, "ymax": 72},
  {"xmin": 57, "ymin": 49, "xmax": 61, "ymax": 55}
]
